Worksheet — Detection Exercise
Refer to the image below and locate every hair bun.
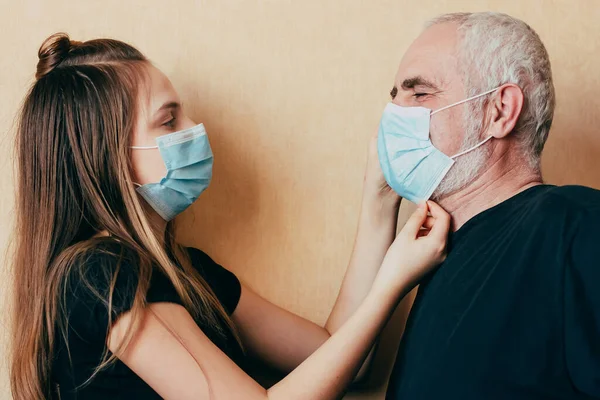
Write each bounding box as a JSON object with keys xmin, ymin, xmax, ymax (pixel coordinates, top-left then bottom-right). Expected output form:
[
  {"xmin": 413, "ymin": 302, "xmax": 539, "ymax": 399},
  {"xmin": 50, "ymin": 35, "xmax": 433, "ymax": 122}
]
[{"xmin": 36, "ymin": 33, "xmax": 81, "ymax": 80}]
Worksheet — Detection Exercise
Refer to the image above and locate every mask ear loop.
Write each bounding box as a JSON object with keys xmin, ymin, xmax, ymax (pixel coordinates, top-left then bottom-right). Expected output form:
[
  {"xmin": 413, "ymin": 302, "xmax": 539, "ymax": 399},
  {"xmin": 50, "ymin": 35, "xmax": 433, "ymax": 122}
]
[
  {"xmin": 431, "ymin": 86, "xmax": 501, "ymax": 116},
  {"xmin": 430, "ymin": 86, "xmax": 501, "ymax": 159},
  {"xmin": 450, "ymin": 136, "xmax": 494, "ymax": 159}
]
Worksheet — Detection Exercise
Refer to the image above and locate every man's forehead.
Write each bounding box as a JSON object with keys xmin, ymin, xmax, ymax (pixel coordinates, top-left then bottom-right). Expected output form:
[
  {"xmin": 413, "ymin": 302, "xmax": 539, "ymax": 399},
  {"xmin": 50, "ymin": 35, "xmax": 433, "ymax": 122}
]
[{"xmin": 395, "ymin": 22, "xmax": 460, "ymax": 89}]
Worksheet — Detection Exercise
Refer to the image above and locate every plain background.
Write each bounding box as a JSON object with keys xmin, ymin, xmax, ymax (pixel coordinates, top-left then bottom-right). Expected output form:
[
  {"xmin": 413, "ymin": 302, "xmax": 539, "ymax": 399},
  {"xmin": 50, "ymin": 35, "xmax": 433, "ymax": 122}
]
[{"xmin": 1, "ymin": 1, "xmax": 599, "ymax": 399}]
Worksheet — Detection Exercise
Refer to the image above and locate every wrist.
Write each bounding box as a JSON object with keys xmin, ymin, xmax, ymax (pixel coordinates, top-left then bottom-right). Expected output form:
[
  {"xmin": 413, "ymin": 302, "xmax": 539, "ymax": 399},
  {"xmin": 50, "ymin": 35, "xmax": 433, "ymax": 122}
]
[
  {"xmin": 360, "ymin": 194, "xmax": 401, "ymax": 227},
  {"xmin": 368, "ymin": 276, "xmax": 409, "ymax": 308}
]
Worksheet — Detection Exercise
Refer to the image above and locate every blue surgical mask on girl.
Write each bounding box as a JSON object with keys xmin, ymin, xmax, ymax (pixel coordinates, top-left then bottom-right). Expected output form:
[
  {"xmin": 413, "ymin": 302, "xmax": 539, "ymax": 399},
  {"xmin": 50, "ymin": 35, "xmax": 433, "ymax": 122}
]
[
  {"xmin": 130, "ymin": 123, "xmax": 213, "ymax": 221},
  {"xmin": 377, "ymin": 87, "xmax": 500, "ymax": 204}
]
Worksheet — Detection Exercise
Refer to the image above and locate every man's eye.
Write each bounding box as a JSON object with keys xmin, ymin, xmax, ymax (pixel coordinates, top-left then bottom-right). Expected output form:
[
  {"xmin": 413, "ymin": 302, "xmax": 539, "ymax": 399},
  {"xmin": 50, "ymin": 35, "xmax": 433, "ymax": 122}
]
[{"xmin": 413, "ymin": 93, "xmax": 428, "ymax": 98}]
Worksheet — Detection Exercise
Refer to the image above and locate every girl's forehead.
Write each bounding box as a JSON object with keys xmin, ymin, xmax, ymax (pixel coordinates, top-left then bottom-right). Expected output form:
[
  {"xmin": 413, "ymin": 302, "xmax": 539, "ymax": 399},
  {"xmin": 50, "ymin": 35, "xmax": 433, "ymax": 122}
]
[{"xmin": 137, "ymin": 65, "xmax": 180, "ymax": 120}]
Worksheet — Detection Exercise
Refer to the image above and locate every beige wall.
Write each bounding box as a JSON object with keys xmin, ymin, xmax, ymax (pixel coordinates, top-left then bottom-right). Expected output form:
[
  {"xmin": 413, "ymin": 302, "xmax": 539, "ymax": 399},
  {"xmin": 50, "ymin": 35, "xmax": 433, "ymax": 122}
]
[{"xmin": 1, "ymin": 0, "xmax": 599, "ymax": 399}]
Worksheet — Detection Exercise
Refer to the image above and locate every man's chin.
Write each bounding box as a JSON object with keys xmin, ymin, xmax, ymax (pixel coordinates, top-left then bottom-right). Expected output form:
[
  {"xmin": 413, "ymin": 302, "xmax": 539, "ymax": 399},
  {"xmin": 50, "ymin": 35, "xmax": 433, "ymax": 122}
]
[
  {"xmin": 431, "ymin": 152, "xmax": 489, "ymax": 202},
  {"xmin": 430, "ymin": 171, "xmax": 480, "ymax": 203}
]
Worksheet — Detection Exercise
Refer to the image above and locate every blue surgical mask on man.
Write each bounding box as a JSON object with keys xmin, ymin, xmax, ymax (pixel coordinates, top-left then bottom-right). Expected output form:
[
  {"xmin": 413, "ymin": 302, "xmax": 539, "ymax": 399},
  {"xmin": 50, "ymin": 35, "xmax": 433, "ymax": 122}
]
[
  {"xmin": 130, "ymin": 123, "xmax": 213, "ymax": 221},
  {"xmin": 377, "ymin": 87, "xmax": 500, "ymax": 204}
]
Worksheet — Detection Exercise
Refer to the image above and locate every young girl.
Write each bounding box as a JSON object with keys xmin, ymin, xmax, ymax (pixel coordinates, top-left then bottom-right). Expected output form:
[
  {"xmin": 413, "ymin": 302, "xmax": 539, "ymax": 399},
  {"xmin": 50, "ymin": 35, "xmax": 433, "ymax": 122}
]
[{"xmin": 10, "ymin": 33, "xmax": 450, "ymax": 400}]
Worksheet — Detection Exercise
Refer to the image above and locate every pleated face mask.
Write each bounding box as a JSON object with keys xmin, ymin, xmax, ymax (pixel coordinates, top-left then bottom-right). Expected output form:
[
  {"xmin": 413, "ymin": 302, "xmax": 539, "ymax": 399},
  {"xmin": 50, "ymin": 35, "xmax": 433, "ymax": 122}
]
[
  {"xmin": 131, "ymin": 123, "xmax": 213, "ymax": 221},
  {"xmin": 377, "ymin": 87, "xmax": 499, "ymax": 204}
]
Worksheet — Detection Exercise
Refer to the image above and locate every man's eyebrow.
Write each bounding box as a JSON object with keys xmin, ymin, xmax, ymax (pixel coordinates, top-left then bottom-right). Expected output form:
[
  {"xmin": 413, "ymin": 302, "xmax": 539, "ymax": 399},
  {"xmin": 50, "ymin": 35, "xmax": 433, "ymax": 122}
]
[{"xmin": 400, "ymin": 76, "xmax": 441, "ymax": 91}]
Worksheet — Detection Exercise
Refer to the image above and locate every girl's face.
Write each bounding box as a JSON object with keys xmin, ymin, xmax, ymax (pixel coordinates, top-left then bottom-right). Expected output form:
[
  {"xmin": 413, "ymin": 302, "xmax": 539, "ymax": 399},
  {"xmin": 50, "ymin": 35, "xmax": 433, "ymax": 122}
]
[{"xmin": 130, "ymin": 65, "xmax": 196, "ymax": 186}]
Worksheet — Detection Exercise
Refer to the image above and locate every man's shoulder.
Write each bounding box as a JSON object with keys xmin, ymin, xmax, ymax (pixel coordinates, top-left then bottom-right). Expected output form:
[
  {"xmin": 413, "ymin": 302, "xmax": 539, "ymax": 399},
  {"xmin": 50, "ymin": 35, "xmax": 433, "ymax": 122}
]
[
  {"xmin": 487, "ymin": 185, "xmax": 600, "ymax": 241},
  {"xmin": 545, "ymin": 185, "xmax": 600, "ymax": 208},
  {"xmin": 526, "ymin": 185, "xmax": 600, "ymax": 246},
  {"xmin": 534, "ymin": 185, "xmax": 600, "ymax": 221}
]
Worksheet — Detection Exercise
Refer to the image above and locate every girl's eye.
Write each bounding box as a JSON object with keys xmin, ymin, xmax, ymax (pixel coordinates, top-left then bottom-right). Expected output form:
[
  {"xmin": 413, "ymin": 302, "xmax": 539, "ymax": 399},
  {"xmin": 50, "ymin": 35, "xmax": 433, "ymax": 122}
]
[{"xmin": 163, "ymin": 116, "xmax": 176, "ymax": 128}]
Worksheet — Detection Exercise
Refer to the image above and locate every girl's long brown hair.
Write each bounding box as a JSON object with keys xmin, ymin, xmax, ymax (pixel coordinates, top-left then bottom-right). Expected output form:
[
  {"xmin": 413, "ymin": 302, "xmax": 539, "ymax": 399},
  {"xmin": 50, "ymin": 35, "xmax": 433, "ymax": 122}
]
[{"xmin": 10, "ymin": 33, "xmax": 238, "ymax": 400}]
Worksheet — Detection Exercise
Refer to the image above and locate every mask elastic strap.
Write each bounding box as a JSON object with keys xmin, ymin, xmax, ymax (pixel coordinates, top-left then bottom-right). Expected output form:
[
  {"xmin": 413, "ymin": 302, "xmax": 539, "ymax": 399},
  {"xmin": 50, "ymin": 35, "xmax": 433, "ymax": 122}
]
[
  {"xmin": 450, "ymin": 136, "xmax": 493, "ymax": 159},
  {"xmin": 131, "ymin": 145, "xmax": 158, "ymax": 150},
  {"xmin": 431, "ymin": 87, "xmax": 501, "ymax": 116},
  {"xmin": 133, "ymin": 182, "xmax": 142, "ymax": 188}
]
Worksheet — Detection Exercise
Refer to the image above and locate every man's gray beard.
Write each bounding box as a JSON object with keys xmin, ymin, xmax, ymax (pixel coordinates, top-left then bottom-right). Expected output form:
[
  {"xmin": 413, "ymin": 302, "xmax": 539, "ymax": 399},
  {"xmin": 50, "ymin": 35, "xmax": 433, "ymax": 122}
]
[{"xmin": 431, "ymin": 134, "xmax": 490, "ymax": 201}]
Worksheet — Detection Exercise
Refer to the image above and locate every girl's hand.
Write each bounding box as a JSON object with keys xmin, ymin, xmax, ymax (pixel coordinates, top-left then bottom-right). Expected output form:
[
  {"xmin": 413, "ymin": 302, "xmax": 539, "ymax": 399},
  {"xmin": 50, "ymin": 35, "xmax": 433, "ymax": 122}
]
[
  {"xmin": 362, "ymin": 132, "xmax": 401, "ymax": 211},
  {"xmin": 373, "ymin": 201, "xmax": 450, "ymax": 297}
]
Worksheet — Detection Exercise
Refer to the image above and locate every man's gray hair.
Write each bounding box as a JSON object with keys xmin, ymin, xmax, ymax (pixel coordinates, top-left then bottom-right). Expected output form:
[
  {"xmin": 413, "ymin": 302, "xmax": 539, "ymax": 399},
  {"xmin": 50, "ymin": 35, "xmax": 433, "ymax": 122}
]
[{"xmin": 428, "ymin": 12, "xmax": 555, "ymax": 171}]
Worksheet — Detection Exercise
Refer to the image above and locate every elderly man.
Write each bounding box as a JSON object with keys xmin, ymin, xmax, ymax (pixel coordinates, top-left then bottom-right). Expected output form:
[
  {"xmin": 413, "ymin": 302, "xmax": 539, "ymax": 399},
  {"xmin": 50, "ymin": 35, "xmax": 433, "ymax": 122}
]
[{"xmin": 377, "ymin": 12, "xmax": 600, "ymax": 399}]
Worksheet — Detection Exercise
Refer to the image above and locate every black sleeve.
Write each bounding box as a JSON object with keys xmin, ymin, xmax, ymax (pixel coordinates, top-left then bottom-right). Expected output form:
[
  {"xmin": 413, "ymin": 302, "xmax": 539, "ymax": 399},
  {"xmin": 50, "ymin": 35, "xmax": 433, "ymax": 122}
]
[
  {"xmin": 186, "ymin": 247, "xmax": 241, "ymax": 315},
  {"xmin": 564, "ymin": 210, "xmax": 600, "ymax": 397},
  {"xmin": 62, "ymin": 244, "xmax": 139, "ymax": 341}
]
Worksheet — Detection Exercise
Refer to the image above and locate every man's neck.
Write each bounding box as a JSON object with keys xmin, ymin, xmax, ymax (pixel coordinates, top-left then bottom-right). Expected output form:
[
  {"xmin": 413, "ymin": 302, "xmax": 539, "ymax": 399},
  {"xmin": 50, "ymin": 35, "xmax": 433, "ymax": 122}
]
[{"xmin": 438, "ymin": 158, "xmax": 543, "ymax": 232}]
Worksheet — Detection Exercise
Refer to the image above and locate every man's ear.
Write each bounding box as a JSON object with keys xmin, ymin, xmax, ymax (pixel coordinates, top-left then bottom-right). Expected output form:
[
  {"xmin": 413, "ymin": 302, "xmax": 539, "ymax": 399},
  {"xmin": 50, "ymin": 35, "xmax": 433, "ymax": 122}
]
[{"xmin": 487, "ymin": 84, "xmax": 524, "ymax": 139}]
